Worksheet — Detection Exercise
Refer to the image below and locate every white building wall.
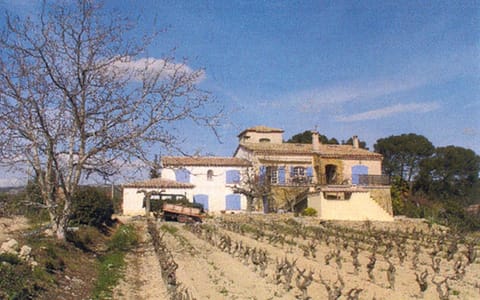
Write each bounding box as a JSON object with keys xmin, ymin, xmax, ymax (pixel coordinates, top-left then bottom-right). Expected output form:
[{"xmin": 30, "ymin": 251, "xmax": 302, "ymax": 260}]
[
  {"xmin": 308, "ymin": 191, "xmax": 393, "ymax": 221},
  {"xmin": 241, "ymin": 131, "xmax": 283, "ymax": 143},
  {"xmin": 161, "ymin": 165, "xmax": 248, "ymax": 212}
]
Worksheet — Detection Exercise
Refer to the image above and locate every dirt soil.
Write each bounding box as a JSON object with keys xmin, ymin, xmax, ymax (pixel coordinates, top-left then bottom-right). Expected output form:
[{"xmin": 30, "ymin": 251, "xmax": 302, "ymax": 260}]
[
  {"xmin": 113, "ymin": 215, "xmax": 480, "ymax": 300},
  {"xmin": 113, "ymin": 218, "xmax": 170, "ymax": 299}
]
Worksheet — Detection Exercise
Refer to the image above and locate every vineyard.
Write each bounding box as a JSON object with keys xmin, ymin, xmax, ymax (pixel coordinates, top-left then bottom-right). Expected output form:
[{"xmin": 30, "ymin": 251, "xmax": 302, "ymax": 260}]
[{"xmin": 136, "ymin": 215, "xmax": 479, "ymax": 300}]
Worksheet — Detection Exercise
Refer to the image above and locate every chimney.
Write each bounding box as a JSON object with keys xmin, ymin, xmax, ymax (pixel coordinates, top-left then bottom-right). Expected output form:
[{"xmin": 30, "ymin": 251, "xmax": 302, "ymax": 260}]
[
  {"xmin": 352, "ymin": 135, "xmax": 359, "ymax": 149},
  {"xmin": 312, "ymin": 131, "xmax": 320, "ymax": 151}
]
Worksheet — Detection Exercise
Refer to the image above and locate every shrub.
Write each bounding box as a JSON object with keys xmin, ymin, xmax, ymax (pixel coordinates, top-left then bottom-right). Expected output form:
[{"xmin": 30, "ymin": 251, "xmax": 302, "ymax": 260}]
[
  {"xmin": 107, "ymin": 224, "xmax": 138, "ymax": 252},
  {"xmin": 70, "ymin": 186, "xmax": 114, "ymax": 228},
  {"xmin": 0, "ymin": 259, "xmax": 42, "ymax": 299},
  {"xmin": 302, "ymin": 207, "xmax": 318, "ymax": 217},
  {"xmin": 92, "ymin": 224, "xmax": 139, "ymax": 299},
  {"xmin": 0, "ymin": 252, "xmax": 22, "ymax": 265}
]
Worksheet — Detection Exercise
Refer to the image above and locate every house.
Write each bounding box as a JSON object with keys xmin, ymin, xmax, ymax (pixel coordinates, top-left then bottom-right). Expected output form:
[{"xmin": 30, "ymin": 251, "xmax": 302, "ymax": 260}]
[
  {"xmin": 233, "ymin": 126, "xmax": 393, "ymax": 221},
  {"xmin": 122, "ymin": 125, "xmax": 393, "ymax": 221},
  {"xmin": 121, "ymin": 156, "xmax": 251, "ymax": 215}
]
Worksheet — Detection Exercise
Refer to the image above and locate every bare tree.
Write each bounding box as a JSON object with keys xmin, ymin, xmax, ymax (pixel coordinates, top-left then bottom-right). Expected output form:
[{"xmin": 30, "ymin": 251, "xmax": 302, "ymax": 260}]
[
  {"xmin": 232, "ymin": 166, "xmax": 271, "ymax": 212},
  {"xmin": 0, "ymin": 0, "xmax": 221, "ymax": 239}
]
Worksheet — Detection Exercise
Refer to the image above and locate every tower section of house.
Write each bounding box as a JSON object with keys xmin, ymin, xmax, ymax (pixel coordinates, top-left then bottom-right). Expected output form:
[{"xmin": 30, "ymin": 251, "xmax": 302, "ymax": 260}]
[
  {"xmin": 161, "ymin": 156, "xmax": 251, "ymax": 212},
  {"xmin": 234, "ymin": 126, "xmax": 393, "ymax": 221}
]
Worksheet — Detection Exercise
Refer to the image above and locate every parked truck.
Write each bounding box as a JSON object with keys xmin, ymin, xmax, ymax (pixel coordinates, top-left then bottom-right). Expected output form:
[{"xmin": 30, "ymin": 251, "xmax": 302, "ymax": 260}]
[{"xmin": 162, "ymin": 203, "xmax": 203, "ymax": 223}]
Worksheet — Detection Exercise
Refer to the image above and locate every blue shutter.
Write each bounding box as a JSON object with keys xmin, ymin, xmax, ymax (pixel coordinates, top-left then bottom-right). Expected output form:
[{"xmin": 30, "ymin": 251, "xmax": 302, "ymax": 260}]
[
  {"xmin": 306, "ymin": 167, "xmax": 313, "ymax": 177},
  {"xmin": 259, "ymin": 166, "xmax": 266, "ymax": 184},
  {"xmin": 226, "ymin": 170, "xmax": 240, "ymax": 184},
  {"xmin": 278, "ymin": 166, "xmax": 285, "ymax": 184},
  {"xmin": 225, "ymin": 194, "xmax": 241, "ymax": 210},
  {"xmin": 175, "ymin": 169, "xmax": 190, "ymax": 183},
  {"xmin": 352, "ymin": 165, "xmax": 368, "ymax": 184},
  {"xmin": 194, "ymin": 194, "xmax": 209, "ymax": 211}
]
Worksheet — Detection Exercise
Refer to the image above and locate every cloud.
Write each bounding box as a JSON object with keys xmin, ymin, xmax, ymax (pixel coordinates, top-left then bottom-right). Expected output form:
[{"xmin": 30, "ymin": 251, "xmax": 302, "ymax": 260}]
[
  {"xmin": 111, "ymin": 57, "xmax": 206, "ymax": 83},
  {"xmin": 335, "ymin": 102, "xmax": 440, "ymax": 122},
  {"xmin": 297, "ymin": 77, "xmax": 432, "ymax": 113}
]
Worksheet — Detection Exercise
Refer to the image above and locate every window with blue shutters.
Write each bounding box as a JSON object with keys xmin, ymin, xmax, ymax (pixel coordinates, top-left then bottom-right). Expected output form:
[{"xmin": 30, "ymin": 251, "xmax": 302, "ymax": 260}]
[
  {"xmin": 175, "ymin": 168, "xmax": 190, "ymax": 183},
  {"xmin": 194, "ymin": 194, "xmax": 209, "ymax": 211},
  {"xmin": 226, "ymin": 169, "xmax": 240, "ymax": 184},
  {"xmin": 225, "ymin": 194, "xmax": 241, "ymax": 210},
  {"xmin": 352, "ymin": 165, "xmax": 368, "ymax": 184}
]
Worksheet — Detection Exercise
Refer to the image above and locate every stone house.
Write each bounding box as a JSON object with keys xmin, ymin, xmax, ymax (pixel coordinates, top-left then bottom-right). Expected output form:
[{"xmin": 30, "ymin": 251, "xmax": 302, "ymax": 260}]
[
  {"xmin": 122, "ymin": 125, "xmax": 393, "ymax": 221},
  {"xmin": 233, "ymin": 126, "xmax": 393, "ymax": 221}
]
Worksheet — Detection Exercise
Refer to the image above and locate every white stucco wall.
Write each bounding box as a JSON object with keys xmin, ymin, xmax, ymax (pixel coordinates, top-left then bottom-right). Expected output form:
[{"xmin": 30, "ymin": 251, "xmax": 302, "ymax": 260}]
[
  {"xmin": 161, "ymin": 166, "xmax": 248, "ymax": 212},
  {"xmin": 308, "ymin": 191, "xmax": 393, "ymax": 221},
  {"xmin": 122, "ymin": 187, "xmax": 193, "ymax": 216}
]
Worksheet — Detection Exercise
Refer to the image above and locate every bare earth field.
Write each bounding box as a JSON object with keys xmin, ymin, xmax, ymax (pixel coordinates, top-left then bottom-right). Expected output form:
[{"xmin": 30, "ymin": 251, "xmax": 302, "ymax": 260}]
[{"xmin": 114, "ymin": 215, "xmax": 480, "ymax": 300}]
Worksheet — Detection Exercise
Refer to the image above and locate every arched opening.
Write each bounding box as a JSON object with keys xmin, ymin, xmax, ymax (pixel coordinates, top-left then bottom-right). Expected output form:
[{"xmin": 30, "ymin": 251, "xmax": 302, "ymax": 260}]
[
  {"xmin": 207, "ymin": 169, "xmax": 213, "ymax": 181},
  {"xmin": 325, "ymin": 164, "xmax": 337, "ymax": 184}
]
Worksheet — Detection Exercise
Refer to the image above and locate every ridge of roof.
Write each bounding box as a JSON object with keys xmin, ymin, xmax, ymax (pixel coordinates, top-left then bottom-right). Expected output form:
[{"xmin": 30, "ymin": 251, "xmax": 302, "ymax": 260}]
[
  {"xmin": 123, "ymin": 178, "xmax": 195, "ymax": 189},
  {"xmin": 237, "ymin": 125, "xmax": 284, "ymax": 137},
  {"xmin": 162, "ymin": 156, "xmax": 252, "ymax": 167}
]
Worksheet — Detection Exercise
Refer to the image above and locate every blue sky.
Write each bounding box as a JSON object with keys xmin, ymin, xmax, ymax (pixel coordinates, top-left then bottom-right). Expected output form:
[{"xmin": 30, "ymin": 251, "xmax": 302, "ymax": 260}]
[{"xmin": 0, "ymin": 0, "xmax": 479, "ymax": 185}]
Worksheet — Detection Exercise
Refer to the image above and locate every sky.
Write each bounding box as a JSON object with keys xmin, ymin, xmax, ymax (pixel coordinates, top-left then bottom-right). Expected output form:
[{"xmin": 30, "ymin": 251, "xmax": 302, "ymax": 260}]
[{"xmin": 0, "ymin": 0, "xmax": 479, "ymax": 185}]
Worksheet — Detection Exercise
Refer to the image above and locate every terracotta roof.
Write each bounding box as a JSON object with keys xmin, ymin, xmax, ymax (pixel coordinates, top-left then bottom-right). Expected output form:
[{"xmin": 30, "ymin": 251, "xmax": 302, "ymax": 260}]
[
  {"xmin": 238, "ymin": 125, "xmax": 284, "ymax": 137},
  {"xmin": 162, "ymin": 156, "xmax": 252, "ymax": 167},
  {"xmin": 238, "ymin": 142, "xmax": 382, "ymax": 159},
  {"xmin": 123, "ymin": 178, "xmax": 194, "ymax": 189}
]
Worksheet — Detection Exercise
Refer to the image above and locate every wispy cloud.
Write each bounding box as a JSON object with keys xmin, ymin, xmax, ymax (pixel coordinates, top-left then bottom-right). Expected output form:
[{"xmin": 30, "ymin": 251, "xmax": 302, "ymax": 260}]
[
  {"xmin": 112, "ymin": 57, "xmax": 206, "ymax": 83},
  {"xmin": 335, "ymin": 102, "xmax": 440, "ymax": 122},
  {"xmin": 298, "ymin": 77, "xmax": 430, "ymax": 113}
]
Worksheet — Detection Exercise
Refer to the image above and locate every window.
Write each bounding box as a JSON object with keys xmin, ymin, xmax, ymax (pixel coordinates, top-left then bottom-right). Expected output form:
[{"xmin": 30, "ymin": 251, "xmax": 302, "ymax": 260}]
[
  {"xmin": 226, "ymin": 170, "xmax": 240, "ymax": 184},
  {"xmin": 293, "ymin": 166, "xmax": 305, "ymax": 177},
  {"xmin": 269, "ymin": 167, "xmax": 278, "ymax": 184},
  {"xmin": 175, "ymin": 168, "xmax": 190, "ymax": 183},
  {"xmin": 259, "ymin": 138, "xmax": 271, "ymax": 143},
  {"xmin": 207, "ymin": 169, "xmax": 213, "ymax": 181}
]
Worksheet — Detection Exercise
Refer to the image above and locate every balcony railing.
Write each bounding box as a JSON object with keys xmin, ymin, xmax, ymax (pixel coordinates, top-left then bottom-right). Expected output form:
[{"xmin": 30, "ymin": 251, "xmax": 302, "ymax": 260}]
[
  {"xmin": 357, "ymin": 174, "xmax": 390, "ymax": 186},
  {"xmin": 269, "ymin": 174, "xmax": 390, "ymax": 187}
]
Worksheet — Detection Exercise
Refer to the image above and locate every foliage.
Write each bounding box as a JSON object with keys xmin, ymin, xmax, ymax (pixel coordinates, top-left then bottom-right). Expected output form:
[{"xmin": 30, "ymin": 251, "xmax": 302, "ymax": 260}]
[
  {"xmin": 0, "ymin": 252, "xmax": 22, "ymax": 265},
  {"xmin": 415, "ymin": 146, "xmax": 480, "ymax": 204},
  {"xmin": 374, "ymin": 133, "xmax": 434, "ymax": 184},
  {"xmin": 0, "ymin": 260, "xmax": 43, "ymax": 299},
  {"xmin": 342, "ymin": 137, "xmax": 368, "ymax": 149},
  {"xmin": 107, "ymin": 224, "xmax": 138, "ymax": 252},
  {"xmin": 0, "ymin": 186, "xmax": 50, "ymax": 223},
  {"xmin": 286, "ymin": 130, "xmax": 339, "ymax": 144},
  {"xmin": 91, "ymin": 251, "xmax": 124, "ymax": 300},
  {"xmin": 302, "ymin": 207, "xmax": 318, "ymax": 217},
  {"xmin": 0, "ymin": 0, "xmax": 221, "ymax": 240},
  {"xmin": 436, "ymin": 200, "xmax": 480, "ymax": 232},
  {"xmin": 70, "ymin": 186, "xmax": 114, "ymax": 229},
  {"xmin": 92, "ymin": 224, "xmax": 139, "ymax": 299}
]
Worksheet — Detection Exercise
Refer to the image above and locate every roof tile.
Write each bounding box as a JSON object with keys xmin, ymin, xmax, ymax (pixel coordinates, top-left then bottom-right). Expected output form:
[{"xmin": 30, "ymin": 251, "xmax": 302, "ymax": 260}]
[
  {"xmin": 123, "ymin": 178, "xmax": 194, "ymax": 189},
  {"xmin": 162, "ymin": 156, "xmax": 252, "ymax": 167}
]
